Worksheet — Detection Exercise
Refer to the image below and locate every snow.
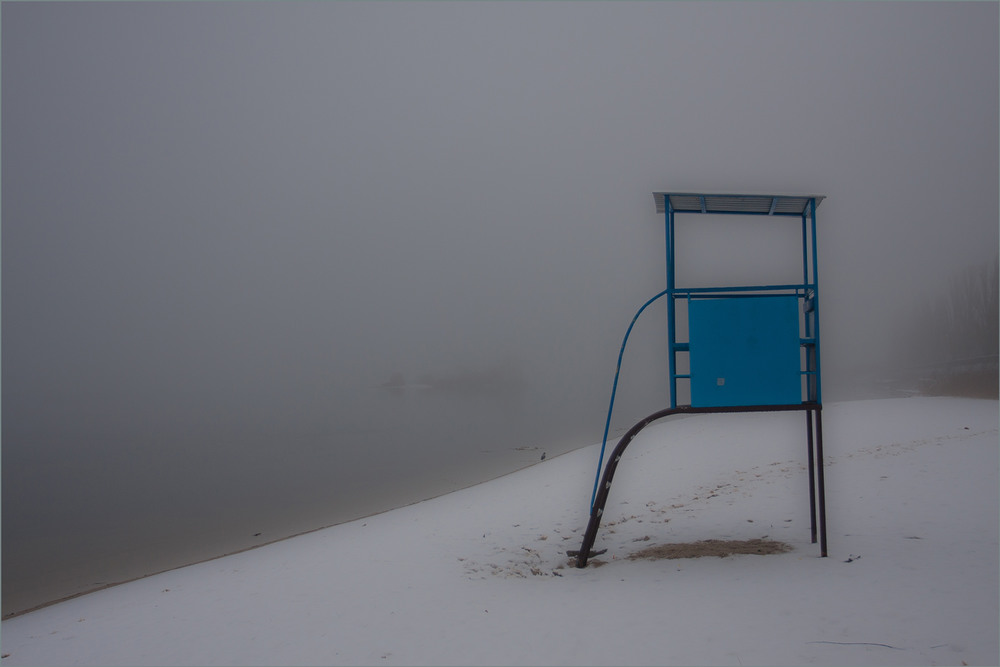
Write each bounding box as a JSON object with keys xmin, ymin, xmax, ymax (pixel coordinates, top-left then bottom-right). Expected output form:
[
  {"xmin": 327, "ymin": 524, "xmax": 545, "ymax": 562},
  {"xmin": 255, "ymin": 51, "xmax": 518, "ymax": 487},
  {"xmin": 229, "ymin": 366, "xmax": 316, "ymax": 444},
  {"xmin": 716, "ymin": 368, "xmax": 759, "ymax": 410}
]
[{"xmin": 2, "ymin": 397, "xmax": 997, "ymax": 666}]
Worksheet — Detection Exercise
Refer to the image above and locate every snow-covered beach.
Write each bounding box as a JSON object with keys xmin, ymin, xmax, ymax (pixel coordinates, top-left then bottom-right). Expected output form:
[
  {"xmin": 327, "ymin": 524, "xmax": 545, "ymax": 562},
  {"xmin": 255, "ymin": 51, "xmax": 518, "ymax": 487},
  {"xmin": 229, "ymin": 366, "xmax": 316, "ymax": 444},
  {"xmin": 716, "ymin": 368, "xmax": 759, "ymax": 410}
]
[{"xmin": 2, "ymin": 396, "xmax": 996, "ymax": 666}]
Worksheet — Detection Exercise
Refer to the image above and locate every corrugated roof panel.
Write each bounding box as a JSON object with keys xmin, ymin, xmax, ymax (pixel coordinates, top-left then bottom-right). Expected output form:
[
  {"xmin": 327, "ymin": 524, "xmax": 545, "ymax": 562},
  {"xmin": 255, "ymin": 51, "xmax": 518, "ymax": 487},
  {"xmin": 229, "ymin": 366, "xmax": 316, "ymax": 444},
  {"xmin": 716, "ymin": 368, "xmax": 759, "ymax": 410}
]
[
  {"xmin": 669, "ymin": 194, "xmax": 704, "ymax": 212},
  {"xmin": 773, "ymin": 198, "xmax": 809, "ymax": 214},
  {"xmin": 654, "ymin": 192, "xmax": 825, "ymax": 216},
  {"xmin": 708, "ymin": 195, "xmax": 770, "ymax": 213}
]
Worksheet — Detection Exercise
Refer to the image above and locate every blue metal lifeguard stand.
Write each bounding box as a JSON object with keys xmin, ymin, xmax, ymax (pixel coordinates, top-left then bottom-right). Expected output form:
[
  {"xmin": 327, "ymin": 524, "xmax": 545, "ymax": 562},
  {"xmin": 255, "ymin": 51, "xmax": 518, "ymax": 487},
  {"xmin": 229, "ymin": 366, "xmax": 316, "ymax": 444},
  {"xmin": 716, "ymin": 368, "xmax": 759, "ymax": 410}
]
[{"xmin": 571, "ymin": 192, "xmax": 828, "ymax": 567}]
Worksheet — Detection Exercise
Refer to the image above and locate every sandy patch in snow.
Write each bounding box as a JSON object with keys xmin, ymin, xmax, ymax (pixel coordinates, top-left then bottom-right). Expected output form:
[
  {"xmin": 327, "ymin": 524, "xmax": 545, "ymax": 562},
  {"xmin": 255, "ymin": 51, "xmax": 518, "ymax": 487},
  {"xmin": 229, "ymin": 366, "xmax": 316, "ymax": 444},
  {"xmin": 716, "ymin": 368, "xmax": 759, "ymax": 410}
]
[{"xmin": 628, "ymin": 538, "xmax": 792, "ymax": 560}]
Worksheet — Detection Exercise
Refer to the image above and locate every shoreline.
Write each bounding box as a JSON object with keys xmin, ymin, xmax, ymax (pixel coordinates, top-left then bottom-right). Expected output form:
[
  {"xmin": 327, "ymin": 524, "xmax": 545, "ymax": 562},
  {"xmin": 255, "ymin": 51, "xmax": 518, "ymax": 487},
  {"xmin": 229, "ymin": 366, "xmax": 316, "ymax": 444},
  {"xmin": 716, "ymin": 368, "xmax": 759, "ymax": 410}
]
[{"xmin": 2, "ymin": 448, "xmax": 573, "ymax": 620}]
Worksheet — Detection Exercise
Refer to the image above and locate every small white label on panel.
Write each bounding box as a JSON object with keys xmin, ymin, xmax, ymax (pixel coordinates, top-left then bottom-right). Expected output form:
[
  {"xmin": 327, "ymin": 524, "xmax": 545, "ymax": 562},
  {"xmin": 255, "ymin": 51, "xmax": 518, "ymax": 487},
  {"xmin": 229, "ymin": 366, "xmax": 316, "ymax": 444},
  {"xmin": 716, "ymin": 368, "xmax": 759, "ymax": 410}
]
[{"xmin": 717, "ymin": 377, "xmax": 725, "ymax": 386}]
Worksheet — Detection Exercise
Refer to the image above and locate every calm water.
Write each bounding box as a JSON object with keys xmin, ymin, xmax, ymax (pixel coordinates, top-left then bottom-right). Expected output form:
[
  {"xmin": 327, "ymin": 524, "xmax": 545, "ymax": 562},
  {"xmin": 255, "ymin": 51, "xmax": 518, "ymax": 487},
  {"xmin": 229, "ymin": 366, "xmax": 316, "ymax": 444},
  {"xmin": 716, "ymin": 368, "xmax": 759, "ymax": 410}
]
[{"xmin": 2, "ymin": 379, "xmax": 637, "ymax": 617}]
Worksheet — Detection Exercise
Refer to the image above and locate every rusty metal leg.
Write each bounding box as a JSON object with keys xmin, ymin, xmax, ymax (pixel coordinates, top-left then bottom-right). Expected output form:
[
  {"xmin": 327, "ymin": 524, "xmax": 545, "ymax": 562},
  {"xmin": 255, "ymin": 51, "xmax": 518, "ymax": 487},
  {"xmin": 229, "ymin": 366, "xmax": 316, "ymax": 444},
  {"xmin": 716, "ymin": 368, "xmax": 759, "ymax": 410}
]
[
  {"xmin": 572, "ymin": 407, "xmax": 678, "ymax": 567},
  {"xmin": 815, "ymin": 408, "xmax": 828, "ymax": 557},
  {"xmin": 806, "ymin": 409, "xmax": 817, "ymax": 544}
]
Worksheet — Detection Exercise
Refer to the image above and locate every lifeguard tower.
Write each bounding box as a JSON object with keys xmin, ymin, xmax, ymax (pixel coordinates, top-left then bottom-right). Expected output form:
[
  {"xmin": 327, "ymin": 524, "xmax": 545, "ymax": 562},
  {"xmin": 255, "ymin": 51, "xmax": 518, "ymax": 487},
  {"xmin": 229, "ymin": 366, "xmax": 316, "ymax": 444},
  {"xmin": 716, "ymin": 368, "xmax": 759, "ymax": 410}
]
[{"xmin": 571, "ymin": 192, "xmax": 827, "ymax": 567}]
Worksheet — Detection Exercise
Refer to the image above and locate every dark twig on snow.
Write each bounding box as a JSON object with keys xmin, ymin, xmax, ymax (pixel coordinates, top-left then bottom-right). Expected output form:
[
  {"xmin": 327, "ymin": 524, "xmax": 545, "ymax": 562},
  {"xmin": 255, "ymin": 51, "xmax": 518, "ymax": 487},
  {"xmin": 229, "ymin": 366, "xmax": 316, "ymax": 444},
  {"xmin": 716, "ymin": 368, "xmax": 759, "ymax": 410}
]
[{"xmin": 807, "ymin": 641, "xmax": 903, "ymax": 650}]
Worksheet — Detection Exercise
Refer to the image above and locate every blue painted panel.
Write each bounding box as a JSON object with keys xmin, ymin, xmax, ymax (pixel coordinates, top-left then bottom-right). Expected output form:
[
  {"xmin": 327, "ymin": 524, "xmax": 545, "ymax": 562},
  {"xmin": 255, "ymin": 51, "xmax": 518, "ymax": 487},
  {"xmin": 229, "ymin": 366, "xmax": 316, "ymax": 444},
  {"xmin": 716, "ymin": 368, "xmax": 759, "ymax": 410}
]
[{"xmin": 689, "ymin": 296, "xmax": 801, "ymax": 407}]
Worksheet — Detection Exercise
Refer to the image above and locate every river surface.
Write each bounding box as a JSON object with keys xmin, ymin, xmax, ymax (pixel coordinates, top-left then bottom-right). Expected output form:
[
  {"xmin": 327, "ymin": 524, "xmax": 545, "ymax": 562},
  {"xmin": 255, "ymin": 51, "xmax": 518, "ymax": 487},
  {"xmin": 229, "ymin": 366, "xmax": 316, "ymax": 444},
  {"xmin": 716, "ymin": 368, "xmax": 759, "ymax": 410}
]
[{"xmin": 2, "ymin": 379, "xmax": 640, "ymax": 617}]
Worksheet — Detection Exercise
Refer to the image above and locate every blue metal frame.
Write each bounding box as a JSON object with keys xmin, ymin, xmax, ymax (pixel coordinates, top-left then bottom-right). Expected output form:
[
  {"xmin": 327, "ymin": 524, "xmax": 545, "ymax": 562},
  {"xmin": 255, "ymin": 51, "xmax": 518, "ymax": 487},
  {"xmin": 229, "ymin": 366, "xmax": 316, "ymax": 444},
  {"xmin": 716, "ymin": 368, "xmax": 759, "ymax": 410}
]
[{"xmin": 662, "ymin": 194, "xmax": 823, "ymax": 409}]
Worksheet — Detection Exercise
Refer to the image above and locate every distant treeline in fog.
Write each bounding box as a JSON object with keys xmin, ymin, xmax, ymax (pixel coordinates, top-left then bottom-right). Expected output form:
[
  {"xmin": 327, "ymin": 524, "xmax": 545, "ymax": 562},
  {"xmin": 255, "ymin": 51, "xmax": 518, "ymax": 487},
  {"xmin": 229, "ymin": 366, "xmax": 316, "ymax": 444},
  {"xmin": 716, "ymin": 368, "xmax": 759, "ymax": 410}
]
[{"xmin": 898, "ymin": 255, "xmax": 999, "ymax": 376}]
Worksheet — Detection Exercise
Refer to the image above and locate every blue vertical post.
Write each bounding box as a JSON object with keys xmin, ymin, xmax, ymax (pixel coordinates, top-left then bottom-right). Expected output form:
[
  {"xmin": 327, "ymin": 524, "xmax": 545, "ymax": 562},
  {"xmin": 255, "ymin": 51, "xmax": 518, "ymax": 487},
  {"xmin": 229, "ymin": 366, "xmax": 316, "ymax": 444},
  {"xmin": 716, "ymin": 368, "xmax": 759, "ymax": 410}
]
[
  {"xmin": 801, "ymin": 209, "xmax": 814, "ymax": 399},
  {"xmin": 801, "ymin": 212, "xmax": 810, "ymax": 292},
  {"xmin": 666, "ymin": 200, "xmax": 678, "ymax": 408},
  {"xmin": 809, "ymin": 197, "xmax": 822, "ymax": 404},
  {"xmin": 801, "ymin": 211, "xmax": 813, "ymax": 341}
]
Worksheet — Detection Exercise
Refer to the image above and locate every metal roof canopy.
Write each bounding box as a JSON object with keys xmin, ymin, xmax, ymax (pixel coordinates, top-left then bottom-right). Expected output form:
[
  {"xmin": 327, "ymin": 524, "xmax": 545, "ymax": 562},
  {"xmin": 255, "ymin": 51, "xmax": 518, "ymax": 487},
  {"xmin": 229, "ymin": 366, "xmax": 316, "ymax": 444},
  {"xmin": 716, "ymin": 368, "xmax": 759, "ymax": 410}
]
[{"xmin": 654, "ymin": 192, "xmax": 825, "ymax": 217}]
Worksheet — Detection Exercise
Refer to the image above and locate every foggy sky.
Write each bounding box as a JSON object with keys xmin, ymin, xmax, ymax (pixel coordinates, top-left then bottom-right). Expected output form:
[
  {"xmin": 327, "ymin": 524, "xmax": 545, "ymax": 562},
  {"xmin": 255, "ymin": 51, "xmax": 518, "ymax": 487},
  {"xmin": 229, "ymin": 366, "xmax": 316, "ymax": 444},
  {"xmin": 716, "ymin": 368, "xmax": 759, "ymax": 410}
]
[
  {"xmin": 5, "ymin": 0, "xmax": 999, "ymax": 447},
  {"xmin": 2, "ymin": 1, "xmax": 998, "ymax": 596}
]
